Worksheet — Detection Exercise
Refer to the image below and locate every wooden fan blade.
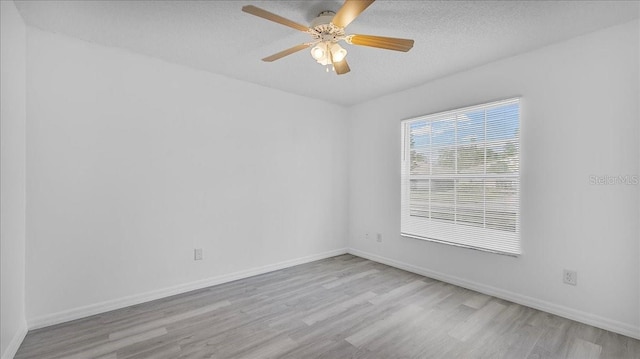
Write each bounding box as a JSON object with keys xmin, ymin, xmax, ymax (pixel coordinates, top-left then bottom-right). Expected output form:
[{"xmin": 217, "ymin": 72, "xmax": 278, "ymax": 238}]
[
  {"xmin": 332, "ymin": 0, "xmax": 375, "ymax": 28},
  {"xmin": 242, "ymin": 5, "xmax": 310, "ymax": 32},
  {"xmin": 262, "ymin": 43, "xmax": 311, "ymax": 62},
  {"xmin": 348, "ymin": 34, "xmax": 414, "ymax": 52},
  {"xmin": 332, "ymin": 58, "xmax": 351, "ymax": 75}
]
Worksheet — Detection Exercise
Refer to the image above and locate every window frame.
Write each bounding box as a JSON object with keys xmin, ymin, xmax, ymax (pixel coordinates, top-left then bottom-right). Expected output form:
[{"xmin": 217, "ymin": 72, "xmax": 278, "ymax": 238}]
[{"xmin": 400, "ymin": 98, "xmax": 522, "ymax": 256}]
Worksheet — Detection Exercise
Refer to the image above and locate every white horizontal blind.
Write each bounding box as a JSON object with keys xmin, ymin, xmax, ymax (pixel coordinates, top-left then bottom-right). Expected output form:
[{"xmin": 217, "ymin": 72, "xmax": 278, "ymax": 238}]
[{"xmin": 401, "ymin": 98, "xmax": 521, "ymax": 255}]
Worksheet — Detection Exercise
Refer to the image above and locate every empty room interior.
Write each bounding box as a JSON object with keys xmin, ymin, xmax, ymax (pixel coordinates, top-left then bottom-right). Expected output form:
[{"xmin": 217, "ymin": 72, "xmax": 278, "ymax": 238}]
[{"xmin": 1, "ymin": 0, "xmax": 639, "ymax": 358}]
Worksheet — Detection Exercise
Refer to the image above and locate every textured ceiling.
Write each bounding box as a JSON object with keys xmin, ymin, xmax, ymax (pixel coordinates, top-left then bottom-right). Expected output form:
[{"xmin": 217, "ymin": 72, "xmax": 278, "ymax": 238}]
[{"xmin": 14, "ymin": 0, "xmax": 640, "ymax": 106}]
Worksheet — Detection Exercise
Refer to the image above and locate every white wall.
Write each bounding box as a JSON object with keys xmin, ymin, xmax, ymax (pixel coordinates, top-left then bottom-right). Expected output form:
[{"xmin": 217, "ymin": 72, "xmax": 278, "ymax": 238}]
[
  {"xmin": 25, "ymin": 28, "xmax": 348, "ymax": 326},
  {"xmin": 348, "ymin": 20, "xmax": 639, "ymax": 338},
  {"xmin": 1, "ymin": 1, "xmax": 28, "ymax": 358}
]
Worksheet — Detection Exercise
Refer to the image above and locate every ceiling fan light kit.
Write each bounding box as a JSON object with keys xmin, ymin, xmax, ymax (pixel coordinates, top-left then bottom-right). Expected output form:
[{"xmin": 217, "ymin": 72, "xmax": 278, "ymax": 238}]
[
  {"xmin": 242, "ymin": 0, "xmax": 414, "ymax": 75},
  {"xmin": 311, "ymin": 43, "xmax": 347, "ymax": 65}
]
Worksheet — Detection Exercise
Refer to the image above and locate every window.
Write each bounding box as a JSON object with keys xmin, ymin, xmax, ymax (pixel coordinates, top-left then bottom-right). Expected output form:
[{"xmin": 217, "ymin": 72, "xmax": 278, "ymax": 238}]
[{"xmin": 401, "ymin": 98, "xmax": 521, "ymax": 255}]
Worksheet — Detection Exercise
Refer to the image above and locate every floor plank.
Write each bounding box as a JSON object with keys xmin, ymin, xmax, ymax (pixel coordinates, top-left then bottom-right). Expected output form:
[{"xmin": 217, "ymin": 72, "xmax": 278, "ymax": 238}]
[{"xmin": 14, "ymin": 254, "xmax": 639, "ymax": 358}]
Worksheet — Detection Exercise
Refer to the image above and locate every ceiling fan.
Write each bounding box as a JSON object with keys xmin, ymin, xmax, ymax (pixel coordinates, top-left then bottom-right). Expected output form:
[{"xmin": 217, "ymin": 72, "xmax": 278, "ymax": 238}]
[{"xmin": 242, "ymin": 0, "xmax": 414, "ymax": 75}]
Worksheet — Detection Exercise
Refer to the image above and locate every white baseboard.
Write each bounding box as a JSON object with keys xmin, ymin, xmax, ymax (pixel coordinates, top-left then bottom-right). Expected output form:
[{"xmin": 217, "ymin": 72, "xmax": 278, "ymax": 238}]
[
  {"xmin": 348, "ymin": 248, "xmax": 640, "ymax": 340},
  {"xmin": 1, "ymin": 320, "xmax": 27, "ymax": 359},
  {"xmin": 28, "ymin": 248, "xmax": 348, "ymax": 330},
  {"xmin": 26, "ymin": 247, "xmax": 639, "ymax": 340}
]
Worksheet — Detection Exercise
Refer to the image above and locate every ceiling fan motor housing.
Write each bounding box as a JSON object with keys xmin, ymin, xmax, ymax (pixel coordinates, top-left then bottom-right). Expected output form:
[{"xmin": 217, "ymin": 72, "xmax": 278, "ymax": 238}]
[
  {"xmin": 310, "ymin": 11, "xmax": 335, "ymax": 28},
  {"xmin": 309, "ymin": 11, "xmax": 344, "ymax": 42}
]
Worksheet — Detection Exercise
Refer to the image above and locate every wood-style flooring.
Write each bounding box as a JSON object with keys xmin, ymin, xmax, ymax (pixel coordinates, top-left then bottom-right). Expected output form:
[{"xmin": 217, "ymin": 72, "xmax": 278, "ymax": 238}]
[{"xmin": 15, "ymin": 254, "xmax": 640, "ymax": 358}]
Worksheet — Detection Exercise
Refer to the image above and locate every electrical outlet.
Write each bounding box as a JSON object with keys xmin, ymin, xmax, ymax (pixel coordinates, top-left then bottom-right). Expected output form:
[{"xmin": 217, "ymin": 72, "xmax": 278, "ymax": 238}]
[
  {"xmin": 194, "ymin": 248, "xmax": 203, "ymax": 261},
  {"xmin": 563, "ymin": 269, "xmax": 577, "ymax": 286},
  {"xmin": 376, "ymin": 233, "xmax": 382, "ymax": 243},
  {"xmin": 365, "ymin": 232, "xmax": 369, "ymax": 240}
]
